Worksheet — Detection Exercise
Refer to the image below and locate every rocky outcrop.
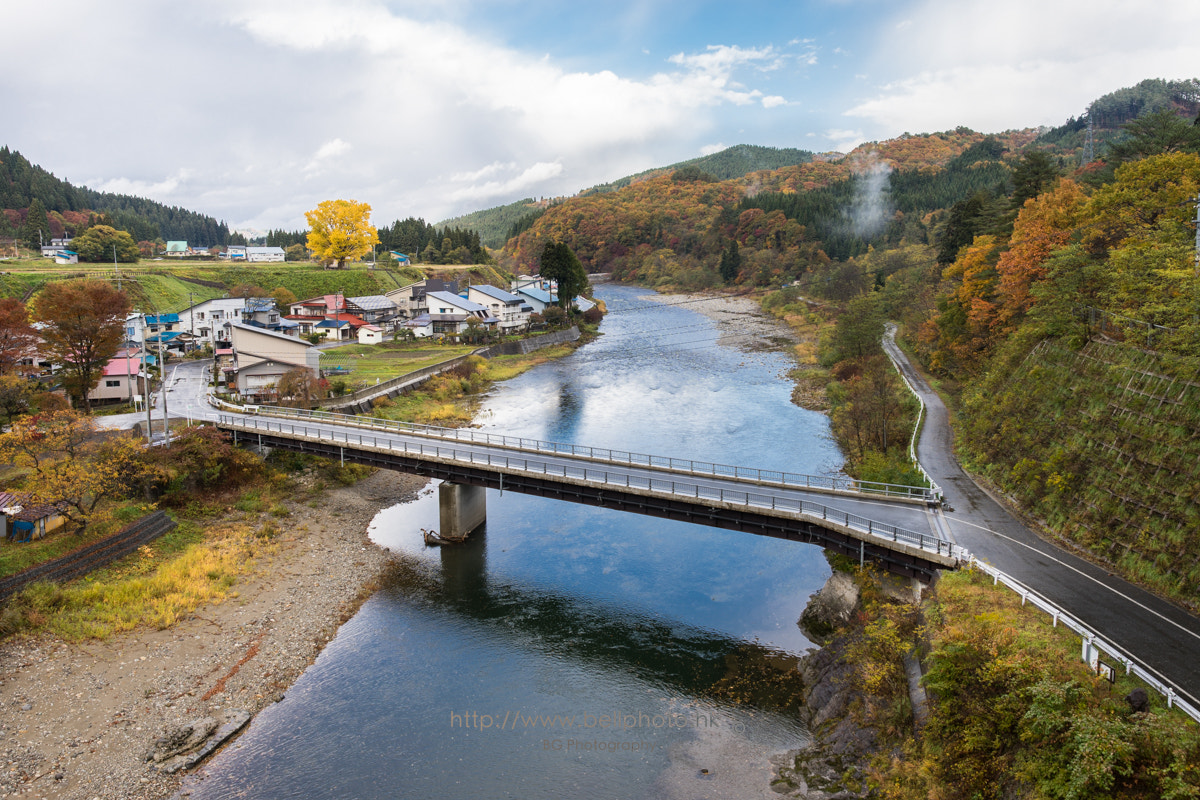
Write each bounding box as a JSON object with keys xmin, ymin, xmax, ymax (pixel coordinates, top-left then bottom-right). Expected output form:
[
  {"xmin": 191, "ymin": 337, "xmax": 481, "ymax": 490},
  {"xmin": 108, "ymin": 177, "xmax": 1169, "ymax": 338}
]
[
  {"xmin": 798, "ymin": 570, "xmax": 860, "ymax": 643},
  {"xmin": 771, "ymin": 572, "xmax": 877, "ymax": 799},
  {"xmin": 145, "ymin": 710, "xmax": 251, "ymax": 774}
]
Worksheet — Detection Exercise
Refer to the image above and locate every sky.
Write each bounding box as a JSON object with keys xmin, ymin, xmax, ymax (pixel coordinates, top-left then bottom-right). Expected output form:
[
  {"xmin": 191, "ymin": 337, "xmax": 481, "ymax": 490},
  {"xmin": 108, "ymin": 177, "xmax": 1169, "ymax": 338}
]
[{"xmin": 4, "ymin": 0, "xmax": 1199, "ymax": 235}]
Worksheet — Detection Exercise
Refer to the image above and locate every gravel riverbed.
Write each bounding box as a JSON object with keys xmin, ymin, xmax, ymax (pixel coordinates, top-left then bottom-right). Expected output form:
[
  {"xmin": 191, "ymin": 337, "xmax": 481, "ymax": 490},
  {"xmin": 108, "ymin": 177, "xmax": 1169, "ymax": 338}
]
[{"xmin": 0, "ymin": 469, "xmax": 427, "ymax": 800}]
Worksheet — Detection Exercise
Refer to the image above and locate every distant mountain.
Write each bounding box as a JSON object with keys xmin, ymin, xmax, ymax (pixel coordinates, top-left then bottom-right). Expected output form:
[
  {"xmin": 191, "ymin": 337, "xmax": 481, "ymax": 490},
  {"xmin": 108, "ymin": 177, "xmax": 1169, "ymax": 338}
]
[
  {"xmin": 581, "ymin": 144, "xmax": 815, "ymax": 196},
  {"xmin": 438, "ymin": 198, "xmax": 552, "ymax": 250},
  {"xmin": 439, "ymin": 145, "xmax": 815, "ymax": 249},
  {"xmin": 0, "ymin": 146, "xmax": 241, "ymax": 245}
]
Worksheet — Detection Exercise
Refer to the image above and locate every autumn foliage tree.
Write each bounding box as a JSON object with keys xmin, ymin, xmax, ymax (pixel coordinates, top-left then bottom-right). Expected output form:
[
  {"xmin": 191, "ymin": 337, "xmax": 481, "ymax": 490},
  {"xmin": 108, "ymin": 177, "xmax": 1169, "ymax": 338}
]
[
  {"xmin": 0, "ymin": 298, "xmax": 37, "ymax": 376},
  {"xmin": 30, "ymin": 279, "xmax": 130, "ymax": 412},
  {"xmin": 68, "ymin": 224, "xmax": 140, "ymax": 263},
  {"xmin": 305, "ymin": 199, "xmax": 380, "ymax": 269},
  {"xmin": 0, "ymin": 411, "xmax": 165, "ymax": 534}
]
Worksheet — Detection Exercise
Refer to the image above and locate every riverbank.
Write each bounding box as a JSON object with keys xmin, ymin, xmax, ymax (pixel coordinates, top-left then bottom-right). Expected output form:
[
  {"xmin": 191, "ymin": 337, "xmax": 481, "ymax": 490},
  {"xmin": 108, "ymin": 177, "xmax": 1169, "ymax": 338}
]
[{"xmin": 0, "ymin": 468, "xmax": 427, "ymax": 800}]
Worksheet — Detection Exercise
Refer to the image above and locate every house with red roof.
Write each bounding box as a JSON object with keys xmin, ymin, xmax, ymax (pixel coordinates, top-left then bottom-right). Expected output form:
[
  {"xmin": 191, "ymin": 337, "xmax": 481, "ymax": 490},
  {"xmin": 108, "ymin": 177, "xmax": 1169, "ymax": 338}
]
[{"xmin": 86, "ymin": 354, "xmax": 148, "ymax": 405}]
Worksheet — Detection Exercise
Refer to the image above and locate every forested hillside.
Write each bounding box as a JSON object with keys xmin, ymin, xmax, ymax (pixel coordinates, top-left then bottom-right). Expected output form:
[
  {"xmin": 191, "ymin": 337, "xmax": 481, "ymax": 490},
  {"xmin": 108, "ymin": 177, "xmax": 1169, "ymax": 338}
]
[
  {"xmin": 439, "ymin": 198, "xmax": 550, "ymax": 249},
  {"xmin": 494, "ymin": 77, "xmax": 1200, "ymax": 605},
  {"xmin": 0, "ymin": 146, "xmax": 239, "ymax": 245}
]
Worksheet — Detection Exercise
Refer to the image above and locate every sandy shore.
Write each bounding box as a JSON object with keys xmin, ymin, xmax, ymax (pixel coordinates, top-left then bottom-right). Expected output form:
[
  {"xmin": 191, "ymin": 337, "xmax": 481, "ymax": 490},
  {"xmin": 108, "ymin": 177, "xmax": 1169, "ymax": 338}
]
[
  {"xmin": 0, "ymin": 469, "xmax": 427, "ymax": 800},
  {"xmin": 645, "ymin": 292, "xmax": 799, "ymax": 349}
]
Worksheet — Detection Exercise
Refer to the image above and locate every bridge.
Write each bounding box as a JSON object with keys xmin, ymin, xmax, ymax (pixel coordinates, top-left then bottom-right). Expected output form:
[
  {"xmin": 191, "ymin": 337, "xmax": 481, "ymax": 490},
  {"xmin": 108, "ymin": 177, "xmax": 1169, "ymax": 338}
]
[{"xmin": 215, "ymin": 407, "xmax": 963, "ymax": 582}]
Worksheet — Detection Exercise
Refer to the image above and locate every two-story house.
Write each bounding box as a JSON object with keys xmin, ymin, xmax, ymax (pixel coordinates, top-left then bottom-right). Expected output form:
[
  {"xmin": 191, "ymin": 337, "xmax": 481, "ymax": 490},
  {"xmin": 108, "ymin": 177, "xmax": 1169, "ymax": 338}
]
[{"xmin": 466, "ymin": 285, "xmax": 531, "ymax": 334}]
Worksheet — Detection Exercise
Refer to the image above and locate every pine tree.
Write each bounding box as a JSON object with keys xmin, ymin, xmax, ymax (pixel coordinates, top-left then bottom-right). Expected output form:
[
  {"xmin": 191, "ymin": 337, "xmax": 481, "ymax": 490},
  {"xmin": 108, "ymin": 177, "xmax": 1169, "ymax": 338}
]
[
  {"xmin": 719, "ymin": 240, "xmax": 741, "ymax": 283},
  {"xmin": 21, "ymin": 199, "xmax": 50, "ymax": 249}
]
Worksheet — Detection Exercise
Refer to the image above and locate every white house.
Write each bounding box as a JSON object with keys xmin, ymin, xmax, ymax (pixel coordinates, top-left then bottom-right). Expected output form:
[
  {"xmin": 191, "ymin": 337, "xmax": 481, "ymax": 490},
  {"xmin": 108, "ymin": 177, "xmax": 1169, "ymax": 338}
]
[
  {"xmin": 181, "ymin": 298, "xmax": 249, "ymax": 347},
  {"xmin": 247, "ymin": 246, "xmax": 286, "ymax": 262},
  {"xmin": 357, "ymin": 324, "xmax": 385, "ymax": 345},
  {"xmin": 466, "ymin": 285, "xmax": 531, "ymax": 334},
  {"xmin": 228, "ymin": 323, "xmax": 320, "ymax": 401},
  {"xmin": 513, "ymin": 286, "xmax": 557, "ymax": 314},
  {"xmin": 424, "ymin": 290, "xmax": 497, "ymax": 337}
]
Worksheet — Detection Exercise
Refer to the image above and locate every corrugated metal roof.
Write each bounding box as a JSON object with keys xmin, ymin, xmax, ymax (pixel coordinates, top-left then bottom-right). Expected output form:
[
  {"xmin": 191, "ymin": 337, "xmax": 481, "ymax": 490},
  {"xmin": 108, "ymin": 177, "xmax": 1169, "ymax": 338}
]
[
  {"xmin": 427, "ymin": 290, "xmax": 487, "ymax": 313},
  {"xmin": 347, "ymin": 295, "xmax": 397, "ymax": 311},
  {"xmin": 470, "ymin": 284, "xmax": 522, "ymax": 304}
]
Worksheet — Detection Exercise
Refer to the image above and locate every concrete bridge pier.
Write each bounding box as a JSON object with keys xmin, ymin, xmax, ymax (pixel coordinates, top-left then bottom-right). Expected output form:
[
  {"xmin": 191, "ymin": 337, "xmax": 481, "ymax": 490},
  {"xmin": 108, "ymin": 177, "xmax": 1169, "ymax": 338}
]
[{"xmin": 439, "ymin": 482, "xmax": 487, "ymax": 540}]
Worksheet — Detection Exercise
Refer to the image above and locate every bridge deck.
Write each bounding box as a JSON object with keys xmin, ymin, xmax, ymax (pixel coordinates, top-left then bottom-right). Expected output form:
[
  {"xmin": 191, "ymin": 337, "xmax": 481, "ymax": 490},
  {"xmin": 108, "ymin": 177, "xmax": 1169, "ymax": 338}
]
[{"xmin": 217, "ymin": 412, "xmax": 963, "ymax": 577}]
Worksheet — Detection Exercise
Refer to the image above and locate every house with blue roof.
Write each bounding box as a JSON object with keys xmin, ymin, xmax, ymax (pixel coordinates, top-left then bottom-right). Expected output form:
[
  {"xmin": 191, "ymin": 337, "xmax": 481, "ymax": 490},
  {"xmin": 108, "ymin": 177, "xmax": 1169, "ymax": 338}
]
[
  {"xmin": 513, "ymin": 286, "xmax": 558, "ymax": 314},
  {"xmin": 144, "ymin": 313, "xmax": 180, "ymax": 334},
  {"xmin": 314, "ymin": 318, "xmax": 353, "ymax": 341},
  {"xmin": 466, "ymin": 285, "xmax": 531, "ymax": 333}
]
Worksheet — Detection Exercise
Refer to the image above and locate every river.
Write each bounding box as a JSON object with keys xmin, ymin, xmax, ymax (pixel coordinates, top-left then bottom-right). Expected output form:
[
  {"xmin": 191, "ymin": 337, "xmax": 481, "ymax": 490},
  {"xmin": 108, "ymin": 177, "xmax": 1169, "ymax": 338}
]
[{"xmin": 181, "ymin": 284, "xmax": 846, "ymax": 799}]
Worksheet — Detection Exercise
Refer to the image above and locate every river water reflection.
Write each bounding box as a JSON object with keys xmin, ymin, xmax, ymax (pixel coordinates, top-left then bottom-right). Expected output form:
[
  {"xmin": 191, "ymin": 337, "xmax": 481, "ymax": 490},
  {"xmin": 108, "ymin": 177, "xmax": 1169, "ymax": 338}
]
[{"xmin": 184, "ymin": 285, "xmax": 846, "ymax": 799}]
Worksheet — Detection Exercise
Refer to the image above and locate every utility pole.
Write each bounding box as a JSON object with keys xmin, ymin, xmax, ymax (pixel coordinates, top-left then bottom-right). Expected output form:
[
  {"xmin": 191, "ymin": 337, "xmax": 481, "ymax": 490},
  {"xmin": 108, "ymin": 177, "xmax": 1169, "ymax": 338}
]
[
  {"xmin": 1194, "ymin": 192, "xmax": 1200, "ymax": 325},
  {"xmin": 141, "ymin": 316, "xmax": 152, "ymax": 444},
  {"xmin": 157, "ymin": 321, "xmax": 170, "ymax": 445}
]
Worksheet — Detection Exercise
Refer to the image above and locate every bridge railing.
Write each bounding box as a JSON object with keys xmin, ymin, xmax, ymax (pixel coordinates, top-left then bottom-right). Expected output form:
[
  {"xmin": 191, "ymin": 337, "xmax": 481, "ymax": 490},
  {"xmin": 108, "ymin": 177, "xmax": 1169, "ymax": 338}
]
[
  {"xmin": 969, "ymin": 557, "xmax": 1200, "ymax": 725},
  {"xmin": 221, "ymin": 415, "xmax": 962, "ymax": 561},
  {"xmin": 232, "ymin": 405, "xmax": 937, "ymax": 503}
]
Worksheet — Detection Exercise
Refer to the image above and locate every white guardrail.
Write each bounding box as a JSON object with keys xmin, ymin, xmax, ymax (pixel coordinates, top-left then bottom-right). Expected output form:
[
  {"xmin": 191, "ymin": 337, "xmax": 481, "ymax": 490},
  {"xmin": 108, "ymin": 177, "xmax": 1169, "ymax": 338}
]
[
  {"xmin": 219, "ymin": 414, "xmax": 962, "ymax": 561},
  {"xmin": 881, "ymin": 325, "xmax": 943, "ymax": 502},
  {"xmin": 969, "ymin": 557, "xmax": 1200, "ymax": 724}
]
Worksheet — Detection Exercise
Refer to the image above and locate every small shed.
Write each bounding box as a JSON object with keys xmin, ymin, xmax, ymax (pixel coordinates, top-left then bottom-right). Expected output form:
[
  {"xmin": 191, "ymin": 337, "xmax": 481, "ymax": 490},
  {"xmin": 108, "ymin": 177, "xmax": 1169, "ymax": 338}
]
[
  {"xmin": 357, "ymin": 324, "xmax": 385, "ymax": 345},
  {"xmin": 0, "ymin": 492, "xmax": 68, "ymax": 541}
]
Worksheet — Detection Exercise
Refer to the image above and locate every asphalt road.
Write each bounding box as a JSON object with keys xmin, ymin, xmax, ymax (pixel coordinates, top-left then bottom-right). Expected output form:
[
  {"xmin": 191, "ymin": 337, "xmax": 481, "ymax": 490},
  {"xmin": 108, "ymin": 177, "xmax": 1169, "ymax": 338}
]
[{"xmin": 883, "ymin": 327, "xmax": 1200, "ymax": 708}]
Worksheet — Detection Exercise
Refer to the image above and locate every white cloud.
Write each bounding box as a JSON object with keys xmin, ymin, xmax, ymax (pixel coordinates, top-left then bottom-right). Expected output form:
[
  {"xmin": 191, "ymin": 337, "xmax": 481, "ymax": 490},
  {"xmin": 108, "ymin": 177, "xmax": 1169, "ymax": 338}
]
[
  {"xmin": 93, "ymin": 169, "xmax": 195, "ymax": 199},
  {"xmin": 825, "ymin": 129, "xmax": 865, "ymax": 153},
  {"xmin": 447, "ymin": 161, "xmax": 565, "ymax": 204},
  {"xmin": 304, "ymin": 139, "xmax": 353, "ymax": 173},
  {"xmin": 762, "ymin": 95, "xmax": 787, "ymax": 109},
  {"xmin": 700, "ymin": 143, "xmax": 727, "ymax": 156},
  {"xmin": 668, "ymin": 44, "xmax": 781, "ymax": 76},
  {"xmin": 846, "ymin": 0, "xmax": 1200, "ymax": 136},
  {"xmin": 451, "ymin": 162, "xmax": 519, "ymax": 183}
]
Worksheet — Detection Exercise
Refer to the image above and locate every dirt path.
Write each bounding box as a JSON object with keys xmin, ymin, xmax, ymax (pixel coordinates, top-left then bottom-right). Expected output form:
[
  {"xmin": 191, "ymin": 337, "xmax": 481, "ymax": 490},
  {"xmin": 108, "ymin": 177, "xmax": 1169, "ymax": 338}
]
[{"xmin": 0, "ymin": 469, "xmax": 427, "ymax": 800}]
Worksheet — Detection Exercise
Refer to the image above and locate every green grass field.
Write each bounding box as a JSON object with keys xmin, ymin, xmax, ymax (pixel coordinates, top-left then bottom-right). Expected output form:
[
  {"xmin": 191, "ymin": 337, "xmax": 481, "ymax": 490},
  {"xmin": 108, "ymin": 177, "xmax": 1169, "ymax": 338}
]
[{"xmin": 318, "ymin": 342, "xmax": 476, "ymax": 384}]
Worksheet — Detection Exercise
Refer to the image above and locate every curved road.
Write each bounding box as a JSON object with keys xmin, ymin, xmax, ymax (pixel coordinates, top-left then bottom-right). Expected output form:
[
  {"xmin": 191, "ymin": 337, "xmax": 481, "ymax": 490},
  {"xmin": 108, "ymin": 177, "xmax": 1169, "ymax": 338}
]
[{"xmin": 883, "ymin": 329, "xmax": 1200, "ymax": 708}]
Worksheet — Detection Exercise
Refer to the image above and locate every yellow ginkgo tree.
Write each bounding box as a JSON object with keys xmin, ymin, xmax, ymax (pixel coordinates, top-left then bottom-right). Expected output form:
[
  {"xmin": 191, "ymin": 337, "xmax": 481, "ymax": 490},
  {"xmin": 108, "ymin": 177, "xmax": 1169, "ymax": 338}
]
[{"xmin": 305, "ymin": 199, "xmax": 380, "ymax": 269}]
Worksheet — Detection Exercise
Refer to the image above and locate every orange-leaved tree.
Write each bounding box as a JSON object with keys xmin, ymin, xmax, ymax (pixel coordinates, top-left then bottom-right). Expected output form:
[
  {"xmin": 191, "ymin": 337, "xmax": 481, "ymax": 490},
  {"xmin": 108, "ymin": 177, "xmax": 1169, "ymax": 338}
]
[
  {"xmin": 30, "ymin": 279, "xmax": 130, "ymax": 412},
  {"xmin": 994, "ymin": 179, "xmax": 1088, "ymax": 330},
  {"xmin": 0, "ymin": 298, "xmax": 38, "ymax": 376}
]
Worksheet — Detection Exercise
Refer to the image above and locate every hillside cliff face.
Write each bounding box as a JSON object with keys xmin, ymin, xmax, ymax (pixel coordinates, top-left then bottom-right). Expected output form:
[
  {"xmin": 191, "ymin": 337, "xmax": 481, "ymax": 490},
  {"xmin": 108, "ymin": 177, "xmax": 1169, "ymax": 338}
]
[{"xmin": 959, "ymin": 338, "xmax": 1200, "ymax": 605}]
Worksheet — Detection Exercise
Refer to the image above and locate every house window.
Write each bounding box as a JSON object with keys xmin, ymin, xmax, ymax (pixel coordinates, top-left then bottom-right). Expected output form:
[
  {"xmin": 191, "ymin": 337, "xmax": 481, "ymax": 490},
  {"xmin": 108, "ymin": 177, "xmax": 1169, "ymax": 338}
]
[{"xmin": 105, "ymin": 380, "xmax": 121, "ymax": 387}]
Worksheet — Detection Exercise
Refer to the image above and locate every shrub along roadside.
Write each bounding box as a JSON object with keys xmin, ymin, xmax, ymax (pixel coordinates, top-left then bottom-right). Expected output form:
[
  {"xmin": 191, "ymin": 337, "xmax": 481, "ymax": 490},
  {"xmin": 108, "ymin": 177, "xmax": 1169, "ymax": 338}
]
[{"xmin": 842, "ymin": 568, "xmax": 1200, "ymax": 799}]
